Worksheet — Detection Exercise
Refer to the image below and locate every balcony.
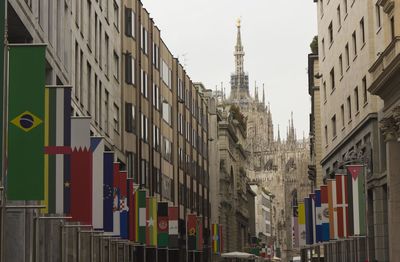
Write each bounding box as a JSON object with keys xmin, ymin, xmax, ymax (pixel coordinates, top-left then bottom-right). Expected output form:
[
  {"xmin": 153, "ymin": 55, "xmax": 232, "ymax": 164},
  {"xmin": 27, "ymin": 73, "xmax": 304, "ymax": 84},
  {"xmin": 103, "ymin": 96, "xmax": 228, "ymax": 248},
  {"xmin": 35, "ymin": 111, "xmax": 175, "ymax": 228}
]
[{"xmin": 369, "ymin": 37, "xmax": 400, "ymax": 97}]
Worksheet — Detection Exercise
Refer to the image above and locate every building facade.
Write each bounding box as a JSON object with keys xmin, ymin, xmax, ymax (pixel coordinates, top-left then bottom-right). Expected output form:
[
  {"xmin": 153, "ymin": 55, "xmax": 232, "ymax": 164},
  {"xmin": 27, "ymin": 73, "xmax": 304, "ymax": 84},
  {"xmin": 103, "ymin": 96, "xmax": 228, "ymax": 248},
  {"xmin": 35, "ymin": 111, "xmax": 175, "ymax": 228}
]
[
  {"xmin": 313, "ymin": 0, "xmax": 389, "ymax": 260},
  {"xmin": 5, "ymin": 0, "xmax": 211, "ymax": 261},
  {"xmin": 368, "ymin": 1, "xmax": 400, "ymax": 260}
]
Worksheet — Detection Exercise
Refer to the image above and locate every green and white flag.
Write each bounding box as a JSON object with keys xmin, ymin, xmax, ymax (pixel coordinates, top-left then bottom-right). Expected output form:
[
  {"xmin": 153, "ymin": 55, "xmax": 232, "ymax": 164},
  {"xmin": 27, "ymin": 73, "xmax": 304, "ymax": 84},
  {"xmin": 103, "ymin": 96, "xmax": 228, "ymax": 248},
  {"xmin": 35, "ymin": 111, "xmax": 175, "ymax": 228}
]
[
  {"xmin": 7, "ymin": 44, "xmax": 46, "ymax": 200},
  {"xmin": 347, "ymin": 165, "xmax": 366, "ymax": 236}
]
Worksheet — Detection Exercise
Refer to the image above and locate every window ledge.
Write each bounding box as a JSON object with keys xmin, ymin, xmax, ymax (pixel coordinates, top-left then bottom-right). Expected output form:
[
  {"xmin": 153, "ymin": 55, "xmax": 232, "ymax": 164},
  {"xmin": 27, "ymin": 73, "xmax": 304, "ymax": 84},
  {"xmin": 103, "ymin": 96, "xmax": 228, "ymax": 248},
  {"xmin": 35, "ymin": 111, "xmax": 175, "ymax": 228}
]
[
  {"xmin": 337, "ymin": 25, "xmax": 342, "ymax": 33},
  {"xmin": 353, "ymin": 54, "xmax": 358, "ymax": 61},
  {"xmin": 361, "ymin": 42, "xmax": 366, "ymax": 50},
  {"xmin": 363, "ymin": 101, "xmax": 368, "ymax": 108},
  {"xmin": 340, "ymin": 75, "xmax": 344, "ymax": 81},
  {"xmin": 348, "ymin": 119, "xmax": 352, "ymax": 124},
  {"xmin": 324, "ymin": 99, "xmax": 327, "ymax": 105},
  {"xmin": 344, "ymin": 13, "xmax": 348, "ymax": 21},
  {"xmin": 346, "ymin": 65, "xmax": 350, "ymax": 72},
  {"xmin": 329, "ymin": 41, "xmax": 334, "ymax": 49},
  {"xmin": 341, "ymin": 126, "xmax": 345, "ymax": 131},
  {"xmin": 332, "ymin": 135, "xmax": 337, "ymax": 141},
  {"xmin": 330, "ymin": 88, "xmax": 336, "ymax": 95},
  {"xmin": 355, "ymin": 111, "xmax": 360, "ymax": 117}
]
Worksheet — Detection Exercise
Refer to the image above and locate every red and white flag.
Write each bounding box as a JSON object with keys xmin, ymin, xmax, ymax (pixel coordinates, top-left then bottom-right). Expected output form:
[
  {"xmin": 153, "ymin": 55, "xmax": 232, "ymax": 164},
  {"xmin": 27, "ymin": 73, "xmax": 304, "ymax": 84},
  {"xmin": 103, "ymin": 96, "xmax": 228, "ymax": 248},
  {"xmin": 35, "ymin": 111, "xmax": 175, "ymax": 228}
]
[{"xmin": 335, "ymin": 173, "xmax": 349, "ymax": 238}]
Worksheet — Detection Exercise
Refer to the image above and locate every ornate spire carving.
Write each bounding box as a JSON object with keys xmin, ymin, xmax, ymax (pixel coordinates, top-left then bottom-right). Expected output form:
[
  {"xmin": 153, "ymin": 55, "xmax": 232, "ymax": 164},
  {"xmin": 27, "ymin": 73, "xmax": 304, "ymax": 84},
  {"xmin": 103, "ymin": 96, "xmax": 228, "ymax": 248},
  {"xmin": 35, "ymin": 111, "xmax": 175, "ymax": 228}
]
[{"xmin": 380, "ymin": 116, "xmax": 399, "ymax": 142}]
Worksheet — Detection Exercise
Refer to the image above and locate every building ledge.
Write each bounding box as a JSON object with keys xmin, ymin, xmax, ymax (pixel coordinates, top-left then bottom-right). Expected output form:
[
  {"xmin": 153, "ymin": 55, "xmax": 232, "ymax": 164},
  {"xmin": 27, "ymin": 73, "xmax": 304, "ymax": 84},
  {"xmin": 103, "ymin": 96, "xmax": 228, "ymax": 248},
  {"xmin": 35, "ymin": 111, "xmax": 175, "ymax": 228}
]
[{"xmin": 369, "ymin": 37, "xmax": 400, "ymax": 96}]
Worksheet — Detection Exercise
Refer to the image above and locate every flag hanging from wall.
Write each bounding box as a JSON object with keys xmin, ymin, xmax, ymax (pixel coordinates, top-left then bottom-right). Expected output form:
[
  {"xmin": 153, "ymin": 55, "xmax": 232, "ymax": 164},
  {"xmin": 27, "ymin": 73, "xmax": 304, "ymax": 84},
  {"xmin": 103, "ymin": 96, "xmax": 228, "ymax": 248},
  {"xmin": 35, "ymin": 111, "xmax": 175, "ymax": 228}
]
[
  {"xmin": 119, "ymin": 171, "xmax": 128, "ymax": 239},
  {"xmin": 112, "ymin": 163, "xmax": 120, "ymax": 236},
  {"xmin": 137, "ymin": 189, "xmax": 147, "ymax": 244},
  {"xmin": 336, "ymin": 173, "xmax": 349, "ymax": 238},
  {"xmin": 187, "ymin": 214, "xmax": 197, "ymax": 251},
  {"xmin": 103, "ymin": 152, "xmax": 114, "ymax": 232},
  {"xmin": 168, "ymin": 206, "xmax": 179, "ymax": 249},
  {"xmin": 69, "ymin": 117, "xmax": 92, "ymax": 226},
  {"xmin": 327, "ymin": 179, "xmax": 338, "ymax": 240},
  {"xmin": 304, "ymin": 197, "xmax": 314, "ymax": 245},
  {"xmin": 315, "ymin": 189, "xmax": 322, "ymax": 243},
  {"xmin": 91, "ymin": 137, "xmax": 104, "ymax": 229},
  {"xmin": 7, "ymin": 44, "xmax": 46, "ymax": 200},
  {"xmin": 128, "ymin": 180, "xmax": 136, "ymax": 241},
  {"xmin": 347, "ymin": 165, "xmax": 366, "ymax": 236},
  {"xmin": 196, "ymin": 216, "xmax": 203, "ymax": 251},
  {"xmin": 320, "ymin": 185, "xmax": 330, "ymax": 242},
  {"xmin": 43, "ymin": 85, "xmax": 72, "ymax": 214},
  {"xmin": 157, "ymin": 202, "xmax": 169, "ymax": 248},
  {"xmin": 146, "ymin": 196, "xmax": 157, "ymax": 246},
  {"xmin": 298, "ymin": 202, "xmax": 306, "ymax": 247},
  {"xmin": 212, "ymin": 223, "xmax": 221, "ymax": 254}
]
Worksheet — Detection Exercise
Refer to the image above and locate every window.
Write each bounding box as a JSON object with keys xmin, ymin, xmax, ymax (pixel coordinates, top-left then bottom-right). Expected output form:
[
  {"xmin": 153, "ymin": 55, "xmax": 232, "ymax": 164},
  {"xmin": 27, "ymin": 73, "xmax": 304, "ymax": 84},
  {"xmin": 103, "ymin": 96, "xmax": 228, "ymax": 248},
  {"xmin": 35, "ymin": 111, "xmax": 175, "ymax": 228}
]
[
  {"xmin": 352, "ymin": 31, "xmax": 357, "ymax": 57},
  {"xmin": 362, "ymin": 76, "xmax": 367, "ymax": 104},
  {"xmin": 113, "ymin": 1, "xmax": 119, "ymax": 30},
  {"xmin": 337, "ymin": 5, "xmax": 341, "ymax": 28},
  {"xmin": 113, "ymin": 52, "xmax": 119, "ymax": 81},
  {"xmin": 178, "ymin": 113, "xmax": 184, "ymax": 134},
  {"xmin": 153, "ymin": 124, "xmax": 160, "ymax": 151},
  {"xmin": 87, "ymin": 0, "xmax": 92, "ymax": 47},
  {"xmin": 347, "ymin": 96, "xmax": 352, "ymax": 120},
  {"xmin": 332, "ymin": 115, "xmax": 337, "ymax": 138},
  {"xmin": 354, "ymin": 86, "xmax": 359, "ymax": 112},
  {"xmin": 328, "ymin": 22, "xmax": 333, "ymax": 44},
  {"xmin": 125, "ymin": 53, "xmax": 135, "ymax": 84},
  {"xmin": 321, "ymin": 38, "xmax": 325, "ymax": 58},
  {"xmin": 375, "ymin": 4, "xmax": 381, "ymax": 29},
  {"xmin": 343, "ymin": 0, "xmax": 348, "ymax": 15},
  {"xmin": 152, "ymin": 43, "xmax": 159, "ymax": 69},
  {"xmin": 140, "ymin": 25, "xmax": 148, "ymax": 54},
  {"xmin": 162, "ymin": 101, "xmax": 172, "ymax": 125},
  {"xmin": 95, "ymin": 74, "xmax": 98, "ymax": 123},
  {"xmin": 325, "ymin": 125, "xmax": 328, "ymax": 145},
  {"xmin": 140, "ymin": 69, "xmax": 148, "ymax": 98},
  {"xmin": 339, "ymin": 55, "xmax": 343, "ymax": 77},
  {"xmin": 162, "ymin": 137, "xmax": 172, "ymax": 162},
  {"xmin": 320, "ymin": 0, "xmax": 324, "ymax": 17},
  {"xmin": 113, "ymin": 103, "xmax": 120, "ymax": 133},
  {"xmin": 87, "ymin": 63, "xmax": 92, "ymax": 113},
  {"xmin": 140, "ymin": 159, "xmax": 148, "ymax": 187},
  {"xmin": 105, "ymin": 90, "xmax": 109, "ymax": 133},
  {"xmin": 341, "ymin": 104, "xmax": 345, "ymax": 127},
  {"xmin": 360, "ymin": 18, "xmax": 365, "ymax": 44},
  {"xmin": 153, "ymin": 83, "xmax": 160, "ymax": 110},
  {"xmin": 127, "ymin": 152, "xmax": 137, "ymax": 181},
  {"xmin": 105, "ymin": 34, "xmax": 109, "ymax": 76},
  {"xmin": 178, "ymin": 78, "xmax": 184, "ymax": 100},
  {"xmin": 95, "ymin": 13, "xmax": 98, "ymax": 59},
  {"xmin": 345, "ymin": 43, "xmax": 350, "ymax": 68},
  {"xmin": 390, "ymin": 17, "xmax": 395, "ymax": 40},
  {"xmin": 330, "ymin": 68, "xmax": 335, "ymax": 91},
  {"xmin": 323, "ymin": 81, "xmax": 327, "ymax": 101},
  {"xmin": 141, "ymin": 113, "xmax": 148, "ymax": 142},
  {"xmin": 161, "ymin": 60, "xmax": 171, "ymax": 88},
  {"xmin": 124, "ymin": 7, "xmax": 135, "ymax": 37},
  {"xmin": 99, "ymin": 22, "xmax": 103, "ymax": 66},
  {"xmin": 125, "ymin": 102, "xmax": 135, "ymax": 133}
]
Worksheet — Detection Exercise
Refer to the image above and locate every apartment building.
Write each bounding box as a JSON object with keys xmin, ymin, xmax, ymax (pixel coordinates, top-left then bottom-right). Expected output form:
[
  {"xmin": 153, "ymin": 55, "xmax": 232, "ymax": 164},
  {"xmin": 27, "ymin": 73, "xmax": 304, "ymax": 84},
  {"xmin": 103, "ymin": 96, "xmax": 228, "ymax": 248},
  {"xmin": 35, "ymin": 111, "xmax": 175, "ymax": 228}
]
[
  {"xmin": 6, "ymin": 0, "xmax": 211, "ymax": 261},
  {"xmin": 368, "ymin": 1, "xmax": 400, "ymax": 260},
  {"xmin": 315, "ymin": 0, "xmax": 388, "ymax": 260}
]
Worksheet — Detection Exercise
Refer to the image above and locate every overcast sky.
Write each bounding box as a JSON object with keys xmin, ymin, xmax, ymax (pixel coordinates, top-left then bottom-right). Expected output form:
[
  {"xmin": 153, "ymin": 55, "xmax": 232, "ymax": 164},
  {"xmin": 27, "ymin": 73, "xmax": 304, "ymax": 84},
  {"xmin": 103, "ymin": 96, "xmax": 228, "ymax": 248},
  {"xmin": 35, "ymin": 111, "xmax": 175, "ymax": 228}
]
[{"xmin": 143, "ymin": 0, "xmax": 317, "ymax": 140}]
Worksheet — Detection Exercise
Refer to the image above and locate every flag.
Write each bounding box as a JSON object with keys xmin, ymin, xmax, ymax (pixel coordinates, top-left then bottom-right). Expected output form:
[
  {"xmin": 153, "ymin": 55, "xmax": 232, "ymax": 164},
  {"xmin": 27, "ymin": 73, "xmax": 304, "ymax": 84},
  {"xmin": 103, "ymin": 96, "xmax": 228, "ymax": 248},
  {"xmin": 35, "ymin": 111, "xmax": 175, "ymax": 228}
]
[
  {"xmin": 128, "ymin": 180, "xmax": 136, "ymax": 241},
  {"xmin": 119, "ymin": 171, "xmax": 128, "ymax": 239},
  {"xmin": 219, "ymin": 224, "xmax": 223, "ymax": 253},
  {"xmin": 292, "ymin": 206, "xmax": 299, "ymax": 248},
  {"xmin": 69, "ymin": 117, "xmax": 92, "ymax": 225},
  {"xmin": 168, "ymin": 206, "xmax": 179, "ymax": 249},
  {"xmin": 347, "ymin": 165, "xmax": 366, "ymax": 236},
  {"xmin": 336, "ymin": 173, "xmax": 349, "ymax": 238},
  {"xmin": 320, "ymin": 185, "xmax": 330, "ymax": 241},
  {"xmin": 310, "ymin": 193, "xmax": 316, "ymax": 243},
  {"xmin": 196, "ymin": 216, "xmax": 203, "ymax": 251},
  {"xmin": 305, "ymin": 197, "xmax": 313, "ymax": 245},
  {"xmin": 146, "ymin": 196, "xmax": 157, "ymax": 246},
  {"xmin": 113, "ymin": 163, "xmax": 120, "ymax": 236},
  {"xmin": 298, "ymin": 202, "xmax": 306, "ymax": 247},
  {"xmin": 138, "ymin": 189, "xmax": 147, "ymax": 244},
  {"xmin": 315, "ymin": 189, "xmax": 322, "ymax": 243},
  {"xmin": 43, "ymin": 85, "xmax": 72, "ymax": 214},
  {"xmin": 66, "ymin": 116, "xmax": 91, "ymax": 215},
  {"xmin": 157, "ymin": 202, "xmax": 169, "ymax": 248},
  {"xmin": 187, "ymin": 214, "xmax": 197, "ymax": 251},
  {"xmin": 91, "ymin": 137, "xmax": 104, "ymax": 229},
  {"xmin": 103, "ymin": 152, "xmax": 114, "ymax": 232},
  {"xmin": 212, "ymin": 224, "xmax": 221, "ymax": 254},
  {"xmin": 7, "ymin": 44, "xmax": 46, "ymax": 200},
  {"xmin": 327, "ymin": 179, "xmax": 338, "ymax": 240}
]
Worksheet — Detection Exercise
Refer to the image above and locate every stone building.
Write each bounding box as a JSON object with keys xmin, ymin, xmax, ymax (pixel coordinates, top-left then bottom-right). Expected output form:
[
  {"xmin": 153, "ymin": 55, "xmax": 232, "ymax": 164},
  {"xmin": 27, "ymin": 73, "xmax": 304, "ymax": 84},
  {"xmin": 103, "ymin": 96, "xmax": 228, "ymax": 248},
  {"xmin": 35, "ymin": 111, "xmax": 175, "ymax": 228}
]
[
  {"xmin": 368, "ymin": 1, "xmax": 400, "ymax": 260},
  {"xmin": 214, "ymin": 20, "xmax": 311, "ymax": 262}
]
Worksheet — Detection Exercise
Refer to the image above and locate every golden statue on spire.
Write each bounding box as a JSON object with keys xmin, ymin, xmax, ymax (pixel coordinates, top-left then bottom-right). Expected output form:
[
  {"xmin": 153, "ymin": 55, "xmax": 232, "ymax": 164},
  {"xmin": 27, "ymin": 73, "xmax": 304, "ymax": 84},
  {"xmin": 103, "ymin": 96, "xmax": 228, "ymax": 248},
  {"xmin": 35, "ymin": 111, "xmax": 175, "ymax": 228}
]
[{"xmin": 237, "ymin": 17, "xmax": 241, "ymax": 27}]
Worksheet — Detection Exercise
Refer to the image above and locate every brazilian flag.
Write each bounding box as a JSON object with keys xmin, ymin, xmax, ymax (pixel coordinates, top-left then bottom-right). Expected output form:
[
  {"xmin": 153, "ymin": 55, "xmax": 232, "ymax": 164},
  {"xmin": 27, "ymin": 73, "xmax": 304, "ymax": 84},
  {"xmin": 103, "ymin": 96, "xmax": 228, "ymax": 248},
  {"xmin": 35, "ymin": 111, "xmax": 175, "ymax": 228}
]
[{"xmin": 7, "ymin": 44, "xmax": 46, "ymax": 200}]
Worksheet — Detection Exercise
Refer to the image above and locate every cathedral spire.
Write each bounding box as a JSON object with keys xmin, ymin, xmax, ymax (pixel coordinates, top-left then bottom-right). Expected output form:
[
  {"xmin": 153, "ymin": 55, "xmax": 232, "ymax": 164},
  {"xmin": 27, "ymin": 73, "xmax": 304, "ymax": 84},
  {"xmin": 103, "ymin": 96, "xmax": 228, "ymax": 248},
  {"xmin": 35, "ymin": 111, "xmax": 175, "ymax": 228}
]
[
  {"xmin": 255, "ymin": 81, "xmax": 258, "ymax": 101},
  {"xmin": 277, "ymin": 125, "xmax": 281, "ymax": 143},
  {"xmin": 262, "ymin": 84, "xmax": 265, "ymax": 105},
  {"xmin": 235, "ymin": 18, "xmax": 245, "ymax": 76}
]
